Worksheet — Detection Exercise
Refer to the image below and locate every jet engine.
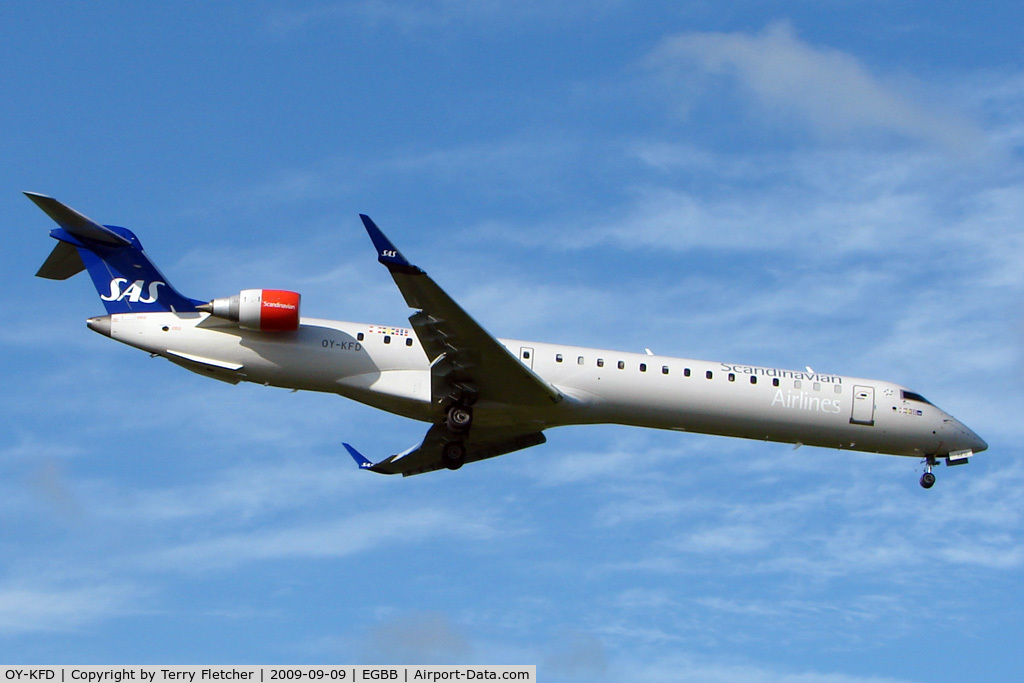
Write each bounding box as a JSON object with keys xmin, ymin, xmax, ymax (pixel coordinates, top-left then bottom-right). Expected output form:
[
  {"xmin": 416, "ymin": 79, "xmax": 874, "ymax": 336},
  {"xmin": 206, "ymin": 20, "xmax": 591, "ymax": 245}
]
[{"xmin": 198, "ymin": 289, "xmax": 301, "ymax": 331}]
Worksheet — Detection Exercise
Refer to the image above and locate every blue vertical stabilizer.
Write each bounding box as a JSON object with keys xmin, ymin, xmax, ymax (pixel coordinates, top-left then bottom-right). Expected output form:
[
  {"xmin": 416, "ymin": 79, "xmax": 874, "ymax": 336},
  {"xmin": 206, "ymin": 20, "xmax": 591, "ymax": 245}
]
[{"xmin": 28, "ymin": 192, "xmax": 202, "ymax": 314}]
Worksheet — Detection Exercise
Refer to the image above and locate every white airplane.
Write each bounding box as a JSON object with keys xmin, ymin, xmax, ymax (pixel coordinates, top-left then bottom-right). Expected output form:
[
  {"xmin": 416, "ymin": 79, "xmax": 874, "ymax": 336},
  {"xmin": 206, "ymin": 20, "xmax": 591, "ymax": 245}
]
[{"xmin": 28, "ymin": 192, "xmax": 987, "ymax": 487}]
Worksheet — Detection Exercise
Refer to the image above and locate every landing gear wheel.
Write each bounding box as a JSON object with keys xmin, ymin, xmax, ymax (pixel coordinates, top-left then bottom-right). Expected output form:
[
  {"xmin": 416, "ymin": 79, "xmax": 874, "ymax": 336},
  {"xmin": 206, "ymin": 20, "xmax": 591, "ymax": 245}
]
[
  {"xmin": 446, "ymin": 405, "xmax": 473, "ymax": 434},
  {"xmin": 920, "ymin": 455, "xmax": 937, "ymax": 489},
  {"xmin": 442, "ymin": 441, "xmax": 466, "ymax": 470}
]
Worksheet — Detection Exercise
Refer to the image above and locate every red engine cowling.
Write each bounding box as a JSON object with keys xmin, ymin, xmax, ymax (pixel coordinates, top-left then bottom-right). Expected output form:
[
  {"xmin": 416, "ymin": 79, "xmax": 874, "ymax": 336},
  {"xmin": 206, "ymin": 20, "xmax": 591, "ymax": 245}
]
[{"xmin": 199, "ymin": 289, "xmax": 301, "ymax": 331}]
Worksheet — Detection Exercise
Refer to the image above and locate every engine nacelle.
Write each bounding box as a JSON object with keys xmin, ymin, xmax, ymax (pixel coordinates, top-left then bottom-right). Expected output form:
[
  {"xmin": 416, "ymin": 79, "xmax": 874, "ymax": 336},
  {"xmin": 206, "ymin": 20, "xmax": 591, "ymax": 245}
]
[{"xmin": 198, "ymin": 289, "xmax": 301, "ymax": 331}]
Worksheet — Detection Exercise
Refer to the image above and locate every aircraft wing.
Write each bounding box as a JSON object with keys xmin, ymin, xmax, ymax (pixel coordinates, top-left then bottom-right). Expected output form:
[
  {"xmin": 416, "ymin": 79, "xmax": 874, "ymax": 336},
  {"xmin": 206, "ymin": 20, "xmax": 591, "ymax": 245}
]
[
  {"xmin": 359, "ymin": 214, "xmax": 562, "ymax": 409},
  {"xmin": 344, "ymin": 424, "xmax": 546, "ymax": 476}
]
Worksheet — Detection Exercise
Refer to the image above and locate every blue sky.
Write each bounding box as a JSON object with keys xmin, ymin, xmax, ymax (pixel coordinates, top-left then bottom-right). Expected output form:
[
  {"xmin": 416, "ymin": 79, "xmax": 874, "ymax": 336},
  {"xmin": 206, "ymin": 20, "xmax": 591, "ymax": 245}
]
[{"xmin": 2, "ymin": 2, "xmax": 1023, "ymax": 680}]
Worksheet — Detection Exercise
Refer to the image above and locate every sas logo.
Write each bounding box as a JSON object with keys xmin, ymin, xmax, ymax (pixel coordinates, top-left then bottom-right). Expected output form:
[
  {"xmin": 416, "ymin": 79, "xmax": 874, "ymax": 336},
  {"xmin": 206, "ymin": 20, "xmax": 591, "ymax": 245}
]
[{"xmin": 100, "ymin": 278, "xmax": 165, "ymax": 303}]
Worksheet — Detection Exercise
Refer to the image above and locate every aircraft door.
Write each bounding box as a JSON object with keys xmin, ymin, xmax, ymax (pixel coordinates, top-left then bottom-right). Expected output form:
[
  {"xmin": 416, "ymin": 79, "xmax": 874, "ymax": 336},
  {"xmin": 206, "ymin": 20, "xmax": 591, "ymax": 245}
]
[
  {"xmin": 850, "ymin": 385, "xmax": 875, "ymax": 426},
  {"xmin": 519, "ymin": 347, "xmax": 534, "ymax": 370}
]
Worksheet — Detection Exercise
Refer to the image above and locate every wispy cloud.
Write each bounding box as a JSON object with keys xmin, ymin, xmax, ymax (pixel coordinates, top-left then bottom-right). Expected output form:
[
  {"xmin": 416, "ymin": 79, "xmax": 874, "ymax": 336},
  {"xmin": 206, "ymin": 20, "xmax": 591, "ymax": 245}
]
[
  {"xmin": 265, "ymin": 0, "xmax": 620, "ymax": 37},
  {"xmin": 102, "ymin": 457, "xmax": 360, "ymax": 524},
  {"xmin": 141, "ymin": 506, "xmax": 496, "ymax": 572},
  {"xmin": 650, "ymin": 21, "xmax": 986, "ymax": 156},
  {"xmin": 0, "ymin": 581, "xmax": 145, "ymax": 635},
  {"xmin": 615, "ymin": 459, "xmax": 1024, "ymax": 578}
]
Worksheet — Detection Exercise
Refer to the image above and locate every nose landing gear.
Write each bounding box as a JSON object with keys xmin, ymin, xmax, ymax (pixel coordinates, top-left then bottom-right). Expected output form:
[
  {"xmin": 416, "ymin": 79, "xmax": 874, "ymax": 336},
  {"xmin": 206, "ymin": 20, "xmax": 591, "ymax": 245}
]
[{"xmin": 920, "ymin": 456, "xmax": 937, "ymax": 489}]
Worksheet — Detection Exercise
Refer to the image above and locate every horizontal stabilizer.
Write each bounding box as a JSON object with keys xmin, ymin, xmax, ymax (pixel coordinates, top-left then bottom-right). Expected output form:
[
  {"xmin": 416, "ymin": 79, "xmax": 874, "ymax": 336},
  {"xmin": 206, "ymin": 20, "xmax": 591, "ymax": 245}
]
[
  {"xmin": 36, "ymin": 240, "xmax": 86, "ymax": 280},
  {"xmin": 24, "ymin": 192, "xmax": 130, "ymax": 246}
]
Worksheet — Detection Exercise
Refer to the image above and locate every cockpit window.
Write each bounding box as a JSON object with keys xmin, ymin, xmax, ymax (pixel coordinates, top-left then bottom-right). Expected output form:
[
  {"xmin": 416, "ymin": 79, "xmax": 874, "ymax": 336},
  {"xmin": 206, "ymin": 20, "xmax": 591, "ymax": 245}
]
[{"xmin": 901, "ymin": 390, "xmax": 932, "ymax": 405}]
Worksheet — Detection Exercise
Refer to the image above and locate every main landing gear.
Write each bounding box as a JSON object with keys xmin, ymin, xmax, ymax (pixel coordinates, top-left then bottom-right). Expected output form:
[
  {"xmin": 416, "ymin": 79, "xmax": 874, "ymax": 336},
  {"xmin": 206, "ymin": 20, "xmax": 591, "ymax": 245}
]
[
  {"xmin": 446, "ymin": 404, "xmax": 473, "ymax": 433},
  {"xmin": 920, "ymin": 456, "xmax": 937, "ymax": 489},
  {"xmin": 442, "ymin": 441, "xmax": 467, "ymax": 470},
  {"xmin": 441, "ymin": 403, "xmax": 473, "ymax": 470}
]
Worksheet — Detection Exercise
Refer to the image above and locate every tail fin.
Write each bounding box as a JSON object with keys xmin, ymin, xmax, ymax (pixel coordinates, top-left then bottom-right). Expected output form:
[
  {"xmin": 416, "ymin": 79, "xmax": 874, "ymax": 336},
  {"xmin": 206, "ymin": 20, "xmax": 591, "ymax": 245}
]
[{"xmin": 28, "ymin": 193, "xmax": 201, "ymax": 314}]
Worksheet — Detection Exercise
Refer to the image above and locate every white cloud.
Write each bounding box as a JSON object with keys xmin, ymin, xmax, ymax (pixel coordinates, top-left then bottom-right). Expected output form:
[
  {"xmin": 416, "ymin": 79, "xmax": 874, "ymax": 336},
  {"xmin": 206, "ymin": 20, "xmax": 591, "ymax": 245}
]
[
  {"xmin": 650, "ymin": 21, "xmax": 986, "ymax": 156},
  {"xmin": 142, "ymin": 506, "xmax": 496, "ymax": 572},
  {"xmin": 581, "ymin": 183, "xmax": 937, "ymax": 255},
  {"xmin": 0, "ymin": 582, "xmax": 144, "ymax": 635},
  {"xmin": 676, "ymin": 523, "xmax": 774, "ymax": 554},
  {"xmin": 525, "ymin": 444, "xmax": 632, "ymax": 486},
  {"xmin": 108, "ymin": 457, "xmax": 359, "ymax": 523}
]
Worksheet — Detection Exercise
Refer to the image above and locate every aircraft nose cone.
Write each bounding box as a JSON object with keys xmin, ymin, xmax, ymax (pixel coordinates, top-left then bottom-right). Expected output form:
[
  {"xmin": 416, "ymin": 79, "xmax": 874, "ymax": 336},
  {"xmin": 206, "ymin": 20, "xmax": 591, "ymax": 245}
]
[
  {"xmin": 945, "ymin": 418, "xmax": 987, "ymax": 454},
  {"xmin": 968, "ymin": 430, "xmax": 988, "ymax": 454},
  {"xmin": 87, "ymin": 315, "xmax": 111, "ymax": 337},
  {"xmin": 957, "ymin": 422, "xmax": 987, "ymax": 454}
]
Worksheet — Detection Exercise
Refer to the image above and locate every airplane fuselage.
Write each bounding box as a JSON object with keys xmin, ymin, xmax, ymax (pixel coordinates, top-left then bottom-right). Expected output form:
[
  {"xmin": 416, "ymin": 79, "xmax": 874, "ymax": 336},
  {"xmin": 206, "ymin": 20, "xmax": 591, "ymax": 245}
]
[
  {"xmin": 90, "ymin": 311, "xmax": 986, "ymax": 461},
  {"xmin": 29, "ymin": 192, "xmax": 985, "ymax": 483}
]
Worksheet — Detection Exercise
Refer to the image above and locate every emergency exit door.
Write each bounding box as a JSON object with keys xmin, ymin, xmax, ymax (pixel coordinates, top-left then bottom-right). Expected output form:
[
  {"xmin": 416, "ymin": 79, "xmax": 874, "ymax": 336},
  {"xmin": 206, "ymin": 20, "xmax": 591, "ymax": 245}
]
[{"xmin": 850, "ymin": 385, "xmax": 875, "ymax": 426}]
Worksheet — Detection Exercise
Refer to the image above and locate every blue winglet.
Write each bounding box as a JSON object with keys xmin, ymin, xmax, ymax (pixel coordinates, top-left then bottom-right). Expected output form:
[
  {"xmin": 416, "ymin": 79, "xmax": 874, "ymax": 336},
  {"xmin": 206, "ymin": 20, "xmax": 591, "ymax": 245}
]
[
  {"xmin": 343, "ymin": 443, "xmax": 375, "ymax": 469},
  {"xmin": 359, "ymin": 214, "xmax": 420, "ymax": 274}
]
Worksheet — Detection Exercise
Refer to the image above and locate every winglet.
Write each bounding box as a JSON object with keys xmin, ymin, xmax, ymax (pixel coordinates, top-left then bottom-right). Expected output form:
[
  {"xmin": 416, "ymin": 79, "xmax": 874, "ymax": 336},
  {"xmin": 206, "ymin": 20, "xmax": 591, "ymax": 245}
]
[
  {"xmin": 343, "ymin": 442, "xmax": 375, "ymax": 469},
  {"xmin": 343, "ymin": 442, "xmax": 398, "ymax": 475},
  {"xmin": 359, "ymin": 214, "xmax": 421, "ymax": 274}
]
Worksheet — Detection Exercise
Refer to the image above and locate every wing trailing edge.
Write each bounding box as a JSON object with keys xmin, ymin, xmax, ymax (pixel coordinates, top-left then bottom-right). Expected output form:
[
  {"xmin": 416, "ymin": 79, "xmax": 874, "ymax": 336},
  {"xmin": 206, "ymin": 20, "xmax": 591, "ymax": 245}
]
[{"xmin": 344, "ymin": 426, "xmax": 546, "ymax": 477}]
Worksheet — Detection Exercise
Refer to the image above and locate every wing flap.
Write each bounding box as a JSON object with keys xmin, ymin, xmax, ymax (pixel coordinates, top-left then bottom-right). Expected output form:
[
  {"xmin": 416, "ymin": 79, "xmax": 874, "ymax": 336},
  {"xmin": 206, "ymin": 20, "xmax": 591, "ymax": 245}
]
[
  {"xmin": 165, "ymin": 349, "xmax": 245, "ymax": 384},
  {"xmin": 345, "ymin": 424, "xmax": 546, "ymax": 477}
]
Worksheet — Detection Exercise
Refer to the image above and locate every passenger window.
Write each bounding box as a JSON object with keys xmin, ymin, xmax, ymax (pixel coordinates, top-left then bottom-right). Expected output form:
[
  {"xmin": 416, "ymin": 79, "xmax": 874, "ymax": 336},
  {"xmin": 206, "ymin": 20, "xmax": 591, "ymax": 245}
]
[
  {"xmin": 773, "ymin": 378, "xmax": 780, "ymax": 387},
  {"xmin": 834, "ymin": 385, "xmax": 841, "ymax": 394},
  {"xmin": 357, "ymin": 332, "xmax": 364, "ymax": 341},
  {"xmin": 662, "ymin": 366, "xmax": 669, "ymax": 375},
  {"xmin": 750, "ymin": 376, "xmax": 757, "ymax": 384},
  {"xmin": 556, "ymin": 354, "xmax": 563, "ymax": 363},
  {"xmin": 728, "ymin": 373, "xmax": 735, "ymax": 382},
  {"xmin": 523, "ymin": 350, "xmax": 531, "ymax": 360},
  {"xmin": 684, "ymin": 368, "xmax": 691, "ymax": 377},
  {"xmin": 794, "ymin": 380, "xmax": 801, "ymax": 389},
  {"xmin": 578, "ymin": 356, "xmax": 585, "ymax": 365},
  {"xmin": 384, "ymin": 335, "xmax": 391, "ymax": 344},
  {"xmin": 640, "ymin": 363, "xmax": 647, "ymax": 372},
  {"xmin": 406, "ymin": 338, "xmax": 413, "ymax": 346},
  {"xmin": 813, "ymin": 382, "xmax": 821, "ymax": 391},
  {"xmin": 617, "ymin": 360, "xmax": 625, "ymax": 370},
  {"xmin": 597, "ymin": 359, "xmax": 605, "ymax": 367},
  {"xmin": 706, "ymin": 370, "xmax": 713, "ymax": 380}
]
